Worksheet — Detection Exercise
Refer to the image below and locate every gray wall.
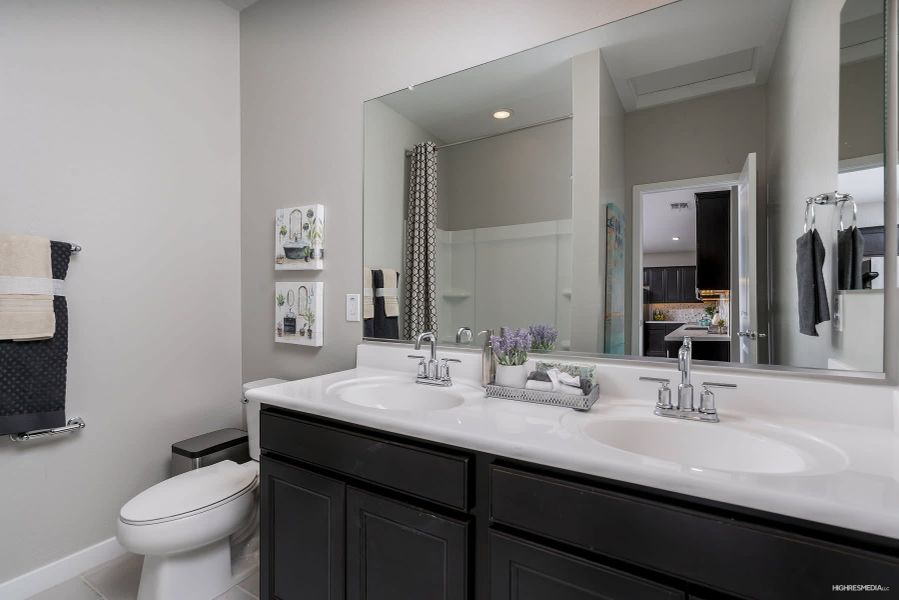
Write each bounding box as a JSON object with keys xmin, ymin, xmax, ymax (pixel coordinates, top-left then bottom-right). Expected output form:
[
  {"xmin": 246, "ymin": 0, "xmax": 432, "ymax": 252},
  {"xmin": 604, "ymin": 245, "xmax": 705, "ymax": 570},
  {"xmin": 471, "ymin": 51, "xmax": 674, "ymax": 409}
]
[
  {"xmin": 840, "ymin": 57, "xmax": 885, "ymax": 160},
  {"xmin": 240, "ymin": 0, "xmax": 675, "ymax": 382},
  {"xmin": 0, "ymin": 0, "xmax": 241, "ymax": 582},
  {"xmin": 623, "ymin": 85, "xmax": 768, "ymax": 353},
  {"xmin": 439, "ymin": 119, "xmax": 572, "ymax": 230},
  {"xmin": 644, "ymin": 251, "xmax": 696, "ymax": 267},
  {"xmin": 624, "ymin": 85, "xmax": 768, "ymax": 192},
  {"xmin": 363, "ymin": 100, "xmax": 439, "ymax": 273},
  {"xmin": 767, "ymin": 0, "xmax": 842, "ymax": 368}
]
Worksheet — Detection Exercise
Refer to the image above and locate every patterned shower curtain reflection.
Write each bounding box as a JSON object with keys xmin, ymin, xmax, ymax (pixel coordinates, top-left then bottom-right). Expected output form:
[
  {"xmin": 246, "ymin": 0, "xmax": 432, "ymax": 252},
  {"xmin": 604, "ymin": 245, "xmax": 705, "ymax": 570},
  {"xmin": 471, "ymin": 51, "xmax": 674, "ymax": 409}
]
[{"xmin": 403, "ymin": 142, "xmax": 438, "ymax": 339}]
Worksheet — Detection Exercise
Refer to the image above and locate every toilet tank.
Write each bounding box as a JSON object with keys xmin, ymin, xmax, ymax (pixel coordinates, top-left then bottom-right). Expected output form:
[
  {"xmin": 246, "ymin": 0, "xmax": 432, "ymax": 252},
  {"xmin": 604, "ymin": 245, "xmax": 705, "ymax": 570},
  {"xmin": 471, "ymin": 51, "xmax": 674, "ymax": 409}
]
[{"xmin": 243, "ymin": 378, "xmax": 286, "ymax": 461}]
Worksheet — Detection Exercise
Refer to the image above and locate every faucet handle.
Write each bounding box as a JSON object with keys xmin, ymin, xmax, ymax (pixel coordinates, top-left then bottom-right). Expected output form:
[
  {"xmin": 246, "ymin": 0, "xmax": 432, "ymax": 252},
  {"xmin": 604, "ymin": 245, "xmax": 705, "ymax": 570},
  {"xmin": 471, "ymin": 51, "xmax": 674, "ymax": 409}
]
[
  {"xmin": 439, "ymin": 358, "xmax": 462, "ymax": 380},
  {"xmin": 700, "ymin": 382, "xmax": 737, "ymax": 389},
  {"xmin": 408, "ymin": 354, "xmax": 426, "ymax": 377},
  {"xmin": 698, "ymin": 382, "xmax": 735, "ymax": 420},
  {"xmin": 639, "ymin": 376, "xmax": 672, "ymax": 410}
]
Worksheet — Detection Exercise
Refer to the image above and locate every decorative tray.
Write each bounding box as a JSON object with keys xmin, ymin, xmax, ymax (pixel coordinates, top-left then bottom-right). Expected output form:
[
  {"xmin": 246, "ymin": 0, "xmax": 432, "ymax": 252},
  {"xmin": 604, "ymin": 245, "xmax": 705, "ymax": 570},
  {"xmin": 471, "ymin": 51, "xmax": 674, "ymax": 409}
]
[{"xmin": 484, "ymin": 382, "xmax": 599, "ymax": 411}]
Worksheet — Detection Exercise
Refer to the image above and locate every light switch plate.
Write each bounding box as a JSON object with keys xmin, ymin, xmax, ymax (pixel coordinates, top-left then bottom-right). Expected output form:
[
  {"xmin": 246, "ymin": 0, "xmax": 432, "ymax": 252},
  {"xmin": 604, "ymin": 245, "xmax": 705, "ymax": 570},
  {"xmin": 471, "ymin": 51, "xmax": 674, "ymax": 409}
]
[{"xmin": 346, "ymin": 293, "xmax": 361, "ymax": 321}]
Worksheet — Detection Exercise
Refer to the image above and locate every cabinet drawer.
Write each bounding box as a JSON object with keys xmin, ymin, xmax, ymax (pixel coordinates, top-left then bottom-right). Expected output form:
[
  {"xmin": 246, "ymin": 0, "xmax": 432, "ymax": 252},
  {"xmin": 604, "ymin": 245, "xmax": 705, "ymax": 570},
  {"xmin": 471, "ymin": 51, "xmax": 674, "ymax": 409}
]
[
  {"xmin": 262, "ymin": 411, "xmax": 470, "ymax": 510},
  {"xmin": 490, "ymin": 531, "xmax": 682, "ymax": 600},
  {"xmin": 490, "ymin": 466, "xmax": 899, "ymax": 600}
]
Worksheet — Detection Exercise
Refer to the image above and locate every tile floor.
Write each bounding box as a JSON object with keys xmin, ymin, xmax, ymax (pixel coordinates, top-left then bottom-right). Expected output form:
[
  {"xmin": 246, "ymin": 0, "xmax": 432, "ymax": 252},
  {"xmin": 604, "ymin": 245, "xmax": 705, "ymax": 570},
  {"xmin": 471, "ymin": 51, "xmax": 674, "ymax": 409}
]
[{"xmin": 28, "ymin": 553, "xmax": 259, "ymax": 600}]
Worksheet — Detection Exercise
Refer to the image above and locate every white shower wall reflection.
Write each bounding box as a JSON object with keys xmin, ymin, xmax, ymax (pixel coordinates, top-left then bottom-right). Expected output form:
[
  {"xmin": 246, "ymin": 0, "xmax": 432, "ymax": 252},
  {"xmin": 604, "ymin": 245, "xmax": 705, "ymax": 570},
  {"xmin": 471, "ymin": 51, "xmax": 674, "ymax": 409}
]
[{"xmin": 437, "ymin": 220, "xmax": 572, "ymax": 346}]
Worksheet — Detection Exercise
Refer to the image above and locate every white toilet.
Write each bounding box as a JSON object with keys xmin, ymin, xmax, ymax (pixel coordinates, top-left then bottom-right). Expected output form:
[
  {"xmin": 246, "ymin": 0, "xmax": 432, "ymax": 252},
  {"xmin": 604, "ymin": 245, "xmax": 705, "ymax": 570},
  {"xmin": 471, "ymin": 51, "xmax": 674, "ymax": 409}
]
[{"xmin": 117, "ymin": 378, "xmax": 284, "ymax": 600}]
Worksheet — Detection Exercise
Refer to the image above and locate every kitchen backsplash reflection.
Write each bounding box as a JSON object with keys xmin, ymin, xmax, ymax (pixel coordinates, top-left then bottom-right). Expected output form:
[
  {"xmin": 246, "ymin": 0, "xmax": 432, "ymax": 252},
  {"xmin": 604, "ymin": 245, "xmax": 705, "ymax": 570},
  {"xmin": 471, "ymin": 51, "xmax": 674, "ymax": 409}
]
[{"xmin": 647, "ymin": 302, "xmax": 716, "ymax": 323}]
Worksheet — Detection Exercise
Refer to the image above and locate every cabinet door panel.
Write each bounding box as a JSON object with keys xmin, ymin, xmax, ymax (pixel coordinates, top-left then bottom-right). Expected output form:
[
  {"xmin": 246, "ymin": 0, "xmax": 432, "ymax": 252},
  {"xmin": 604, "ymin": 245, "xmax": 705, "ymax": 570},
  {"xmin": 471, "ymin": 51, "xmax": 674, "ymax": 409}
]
[
  {"xmin": 695, "ymin": 191, "xmax": 730, "ymax": 291},
  {"xmin": 679, "ymin": 267, "xmax": 698, "ymax": 302},
  {"xmin": 645, "ymin": 325, "xmax": 667, "ymax": 357},
  {"xmin": 647, "ymin": 268, "xmax": 665, "ymax": 303},
  {"xmin": 664, "ymin": 267, "xmax": 680, "ymax": 302},
  {"xmin": 346, "ymin": 488, "xmax": 467, "ymax": 600},
  {"xmin": 261, "ymin": 458, "xmax": 345, "ymax": 600},
  {"xmin": 490, "ymin": 531, "xmax": 683, "ymax": 600}
]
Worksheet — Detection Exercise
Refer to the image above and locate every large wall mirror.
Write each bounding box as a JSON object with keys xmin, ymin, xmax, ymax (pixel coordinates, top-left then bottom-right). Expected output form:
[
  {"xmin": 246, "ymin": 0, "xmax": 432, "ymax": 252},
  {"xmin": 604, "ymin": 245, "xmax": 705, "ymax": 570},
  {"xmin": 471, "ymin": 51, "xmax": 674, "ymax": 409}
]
[{"xmin": 363, "ymin": 0, "xmax": 895, "ymax": 375}]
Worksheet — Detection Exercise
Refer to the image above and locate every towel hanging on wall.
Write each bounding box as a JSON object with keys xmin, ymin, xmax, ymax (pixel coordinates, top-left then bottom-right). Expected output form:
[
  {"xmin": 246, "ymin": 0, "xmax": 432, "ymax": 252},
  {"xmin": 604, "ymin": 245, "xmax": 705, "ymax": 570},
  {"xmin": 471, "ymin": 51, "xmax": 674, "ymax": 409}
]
[
  {"xmin": 0, "ymin": 241, "xmax": 73, "ymax": 435},
  {"xmin": 371, "ymin": 268, "xmax": 399, "ymax": 340},
  {"xmin": 0, "ymin": 235, "xmax": 54, "ymax": 340},
  {"xmin": 837, "ymin": 226, "xmax": 865, "ymax": 290},
  {"xmin": 795, "ymin": 229, "xmax": 830, "ymax": 336}
]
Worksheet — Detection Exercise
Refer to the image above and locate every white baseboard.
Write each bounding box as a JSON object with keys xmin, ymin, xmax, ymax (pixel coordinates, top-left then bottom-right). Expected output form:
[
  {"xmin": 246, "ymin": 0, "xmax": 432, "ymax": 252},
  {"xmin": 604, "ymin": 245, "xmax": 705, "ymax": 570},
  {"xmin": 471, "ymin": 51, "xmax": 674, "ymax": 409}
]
[{"xmin": 0, "ymin": 537, "xmax": 127, "ymax": 599}]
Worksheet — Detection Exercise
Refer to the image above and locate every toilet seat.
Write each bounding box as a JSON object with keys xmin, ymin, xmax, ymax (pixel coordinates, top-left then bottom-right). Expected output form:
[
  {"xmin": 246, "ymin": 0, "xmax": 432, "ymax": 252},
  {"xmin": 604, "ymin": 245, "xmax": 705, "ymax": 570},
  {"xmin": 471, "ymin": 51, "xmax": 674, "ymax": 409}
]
[{"xmin": 120, "ymin": 460, "xmax": 257, "ymax": 526}]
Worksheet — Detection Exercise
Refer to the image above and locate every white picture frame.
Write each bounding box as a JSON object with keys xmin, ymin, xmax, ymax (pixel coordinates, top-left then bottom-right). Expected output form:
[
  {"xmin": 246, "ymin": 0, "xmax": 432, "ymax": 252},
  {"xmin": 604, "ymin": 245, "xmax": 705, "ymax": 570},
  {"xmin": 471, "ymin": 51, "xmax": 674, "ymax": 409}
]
[
  {"xmin": 275, "ymin": 204, "xmax": 324, "ymax": 270},
  {"xmin": 275, "ymin": 281, "xmax": 324, "ymax": 346}
]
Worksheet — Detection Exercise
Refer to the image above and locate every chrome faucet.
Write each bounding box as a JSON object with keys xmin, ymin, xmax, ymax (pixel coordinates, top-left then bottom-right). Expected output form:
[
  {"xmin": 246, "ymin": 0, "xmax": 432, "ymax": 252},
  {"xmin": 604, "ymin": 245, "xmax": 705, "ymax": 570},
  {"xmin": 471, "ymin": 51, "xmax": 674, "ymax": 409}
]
[
  {"xmin": 639, "ymin": 337, "xmax": 736, "ymax": 423},
  {"xmin": 677, "ymin": 337, "xmax": 694, "ymax": 411},
  {"xmin": 408, "ymin": 331, "xmax": 460, "ymax": 386},
  {"xmin": 456, "ymin": 327, "xmax": 473, "ymax": 344}
]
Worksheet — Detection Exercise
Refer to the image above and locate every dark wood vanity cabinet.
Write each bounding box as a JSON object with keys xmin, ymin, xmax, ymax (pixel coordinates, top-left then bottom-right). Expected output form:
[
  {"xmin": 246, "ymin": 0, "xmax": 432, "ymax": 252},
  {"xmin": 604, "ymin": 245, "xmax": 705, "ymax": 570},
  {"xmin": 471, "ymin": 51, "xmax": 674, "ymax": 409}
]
[
  {"xmin": 490, "ymin": 532, "xmax": 681, "ymax": 600},
  {"xmin": 260, "ymin": 458, "xmax": 345, "ymax": 600},
  {"xmin": 347, "ymin": 488, "xmax": 468, "ymax": 600},
  {"xmin": 260, "ymin": 407, "xmax": 899, "ymax": 600}
]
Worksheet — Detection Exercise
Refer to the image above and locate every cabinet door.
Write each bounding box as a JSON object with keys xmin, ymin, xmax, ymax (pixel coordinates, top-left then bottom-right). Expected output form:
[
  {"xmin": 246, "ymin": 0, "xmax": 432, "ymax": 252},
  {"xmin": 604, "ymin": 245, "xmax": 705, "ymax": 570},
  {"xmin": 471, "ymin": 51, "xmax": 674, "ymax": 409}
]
[
  {"xmin": 346, "ymin": 488, "xmax": 467, "ymax": 600},
  {"xmin": 646, "ymin": 268, "xmax": 666, "ymax": 303},
  {"xmin": 678, "ymin": 267, "xmax": 698, "ymax": 302},
  {"xmin": 695, "ymin": 191, "xmax": 730, "ymax": 291},
  {"xmin": 260, "ymin": 458, "xmax": 345, "ymax": 600},
  {"xmin": 664, "ymin": 267, "xmax": 680, "ymax": 302},
  {"xmin": 490, "ymin": 531, "xmax": 683, "ymax": 600},
  {"xmin": 645, "ymin": 324, "xmax": 668, "ymax": 357}
]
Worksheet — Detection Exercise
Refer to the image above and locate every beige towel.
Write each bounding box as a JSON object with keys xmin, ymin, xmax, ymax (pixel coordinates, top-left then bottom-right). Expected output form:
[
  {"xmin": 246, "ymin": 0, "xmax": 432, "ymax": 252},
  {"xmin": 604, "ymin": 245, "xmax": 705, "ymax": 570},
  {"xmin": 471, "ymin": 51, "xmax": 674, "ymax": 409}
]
[
  {"xmin": 363, "ymin": 267, "xmax": 374, "ymax": 320},
  {"xmin": 381, "ymin": 268, "xmax": 399, "ymax": 318},
  {"xmin": 0, "ymin": 235, "xmax": 55, "ymax": 340}
]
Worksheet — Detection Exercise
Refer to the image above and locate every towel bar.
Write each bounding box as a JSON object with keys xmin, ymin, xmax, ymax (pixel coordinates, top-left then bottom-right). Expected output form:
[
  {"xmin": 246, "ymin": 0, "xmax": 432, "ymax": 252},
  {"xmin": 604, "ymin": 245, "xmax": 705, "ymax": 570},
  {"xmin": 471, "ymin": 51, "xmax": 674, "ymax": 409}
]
[{"xmin": 10, "ymin": 417, "xmax": 85, "ymax": 442}]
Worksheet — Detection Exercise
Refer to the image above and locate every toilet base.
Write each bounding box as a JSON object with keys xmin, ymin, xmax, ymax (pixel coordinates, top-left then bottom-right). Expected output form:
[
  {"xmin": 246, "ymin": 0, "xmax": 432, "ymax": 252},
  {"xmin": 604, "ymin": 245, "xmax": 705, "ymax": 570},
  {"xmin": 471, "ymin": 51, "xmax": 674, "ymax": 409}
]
[{"xmin": 137, "ymin": 538, "xmax": 232, "ymax": 600}]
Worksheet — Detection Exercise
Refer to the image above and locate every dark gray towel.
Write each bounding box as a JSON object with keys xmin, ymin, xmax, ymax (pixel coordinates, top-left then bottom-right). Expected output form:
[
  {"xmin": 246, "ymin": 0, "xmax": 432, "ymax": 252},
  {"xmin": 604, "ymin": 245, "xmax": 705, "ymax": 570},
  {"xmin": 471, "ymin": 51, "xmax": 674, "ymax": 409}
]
[
  {"xmin": 796, "ymin": 230, "xmax": 830, "ymax": 336},
  {"xmin": 837, "ymin": 226, "xmax": 865, "ymax": 290},
  {"xmin": 0, "ymin": 242, "xmax": 71, "ymax": 434},
  {"xmin": 527, "ymin": 371, "xmax": 552, "ymax": 382}
]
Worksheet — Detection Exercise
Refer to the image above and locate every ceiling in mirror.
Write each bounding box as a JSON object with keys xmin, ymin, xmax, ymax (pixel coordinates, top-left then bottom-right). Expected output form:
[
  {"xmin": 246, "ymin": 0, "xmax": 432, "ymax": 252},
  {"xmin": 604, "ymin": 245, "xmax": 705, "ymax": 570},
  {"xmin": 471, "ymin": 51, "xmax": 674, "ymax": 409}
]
[{"xmin": 363, "ymin": 0, "xmax": 890, "ymax": 376}]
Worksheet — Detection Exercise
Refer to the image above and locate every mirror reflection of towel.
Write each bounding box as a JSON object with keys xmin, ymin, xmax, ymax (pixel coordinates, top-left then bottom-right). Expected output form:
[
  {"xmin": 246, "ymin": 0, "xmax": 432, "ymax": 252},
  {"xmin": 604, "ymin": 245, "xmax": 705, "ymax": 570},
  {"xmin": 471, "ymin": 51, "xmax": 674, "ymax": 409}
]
[
  {"xmin": 362, "ymin": 267, "xmax": 374, "ymax": 320},
  {"xmin": 381, "ymin": 269, "xmax": 399, "ymax": 318},
  {"xmin": 371, "ymin": 269, "xmax": 399, "ymax": 339},
  {"xmin": 837, "ymin": 226, "xmax": 865, "ymax": 290},
  {"xmin": 796, "ymin": 229, "xmax": 830, "ymax": 336}
]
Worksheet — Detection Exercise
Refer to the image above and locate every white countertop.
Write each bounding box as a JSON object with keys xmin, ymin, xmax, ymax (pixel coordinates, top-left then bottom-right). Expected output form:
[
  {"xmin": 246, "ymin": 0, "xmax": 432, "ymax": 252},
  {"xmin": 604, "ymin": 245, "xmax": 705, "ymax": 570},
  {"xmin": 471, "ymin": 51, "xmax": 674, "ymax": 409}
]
[
  {"xmin": 247, "ymin": 365, "xmax": 899, "ymax": 541},
  {"xmin": 665, "ymin": 322, "xmax": 730, "ymax": 342}
]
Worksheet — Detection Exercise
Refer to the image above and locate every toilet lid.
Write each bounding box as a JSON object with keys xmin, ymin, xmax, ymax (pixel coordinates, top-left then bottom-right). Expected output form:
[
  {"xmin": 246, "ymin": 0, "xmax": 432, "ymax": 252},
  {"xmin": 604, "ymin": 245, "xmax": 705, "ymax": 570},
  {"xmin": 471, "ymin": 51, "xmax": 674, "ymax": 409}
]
[{"xmin": 120, "ymin": 460, "xmax": 257, "ymax": 525}]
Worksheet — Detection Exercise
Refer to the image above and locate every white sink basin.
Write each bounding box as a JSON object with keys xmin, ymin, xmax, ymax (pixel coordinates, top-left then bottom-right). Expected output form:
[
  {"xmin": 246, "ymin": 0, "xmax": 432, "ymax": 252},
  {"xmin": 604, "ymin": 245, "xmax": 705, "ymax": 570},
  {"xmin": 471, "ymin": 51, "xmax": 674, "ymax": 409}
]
[
  {"xmin": 577, "ymin": 417, "xmax": 847, "ymax": 475},
  {"xmin": 329, "ymin": 377, "xmax": 475, "ymax": 411}
]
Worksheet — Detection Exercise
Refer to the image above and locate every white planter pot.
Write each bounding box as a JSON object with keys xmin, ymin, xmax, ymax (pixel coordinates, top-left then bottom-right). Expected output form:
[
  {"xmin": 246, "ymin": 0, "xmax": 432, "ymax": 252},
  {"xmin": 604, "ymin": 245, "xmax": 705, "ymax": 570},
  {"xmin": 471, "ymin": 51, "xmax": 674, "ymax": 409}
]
[{"xmin": 495, "ymin": 364, "xmax": 528, "ymax": 388}]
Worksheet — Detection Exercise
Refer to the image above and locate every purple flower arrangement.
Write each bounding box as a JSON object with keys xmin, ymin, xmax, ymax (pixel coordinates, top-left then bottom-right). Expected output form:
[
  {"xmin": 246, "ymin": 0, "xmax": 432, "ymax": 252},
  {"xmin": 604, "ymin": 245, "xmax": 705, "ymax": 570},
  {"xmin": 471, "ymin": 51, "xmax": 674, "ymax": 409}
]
[
  {"xmin": 529, "ymin": 324, "xmax": 559, "ymax": 352},
  {"xmin": 491, "ymin": 328, "xmax": 531, "ymax": 366}
]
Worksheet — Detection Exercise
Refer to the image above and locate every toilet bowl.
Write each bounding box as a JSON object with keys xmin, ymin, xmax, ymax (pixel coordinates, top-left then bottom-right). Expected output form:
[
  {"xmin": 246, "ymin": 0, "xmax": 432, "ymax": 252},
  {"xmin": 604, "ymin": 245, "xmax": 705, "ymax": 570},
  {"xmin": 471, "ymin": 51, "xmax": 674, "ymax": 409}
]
[
  {"xmin": 117, "ymin": 460, "xmax": 258, "ymax": 600},
  {"xmin": 117, "ymin": 378, "xmax": 284, "ymax": 600}
]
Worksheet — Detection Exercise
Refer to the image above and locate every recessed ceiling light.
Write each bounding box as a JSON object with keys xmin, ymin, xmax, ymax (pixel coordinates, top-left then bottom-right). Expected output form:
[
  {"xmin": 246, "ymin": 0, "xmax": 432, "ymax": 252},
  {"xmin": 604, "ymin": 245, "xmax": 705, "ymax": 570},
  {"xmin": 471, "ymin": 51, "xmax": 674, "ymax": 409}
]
[
  {"xmin": 672, "ymin": 236, "xmax": 680, "ymax": 241},
  {"xmin": 493, "ymin": 109, "xmax": 513, "ymax": 119}
]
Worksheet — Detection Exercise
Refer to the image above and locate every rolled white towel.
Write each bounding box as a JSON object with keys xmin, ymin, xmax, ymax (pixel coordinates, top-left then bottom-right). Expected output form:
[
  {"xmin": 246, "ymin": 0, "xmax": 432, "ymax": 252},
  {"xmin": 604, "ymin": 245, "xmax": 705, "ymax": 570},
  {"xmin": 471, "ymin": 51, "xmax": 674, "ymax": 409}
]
[
  {"xmin": 558, "ymin": 384, "xmax": 585, "ymax": 396},
  {"xmin": 525, "ymin": 380, "xmax": 554, "ymax": 392},
  {"xmin": 558, "ymin": 372, "xmax": 581, "ymax": 388}
]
